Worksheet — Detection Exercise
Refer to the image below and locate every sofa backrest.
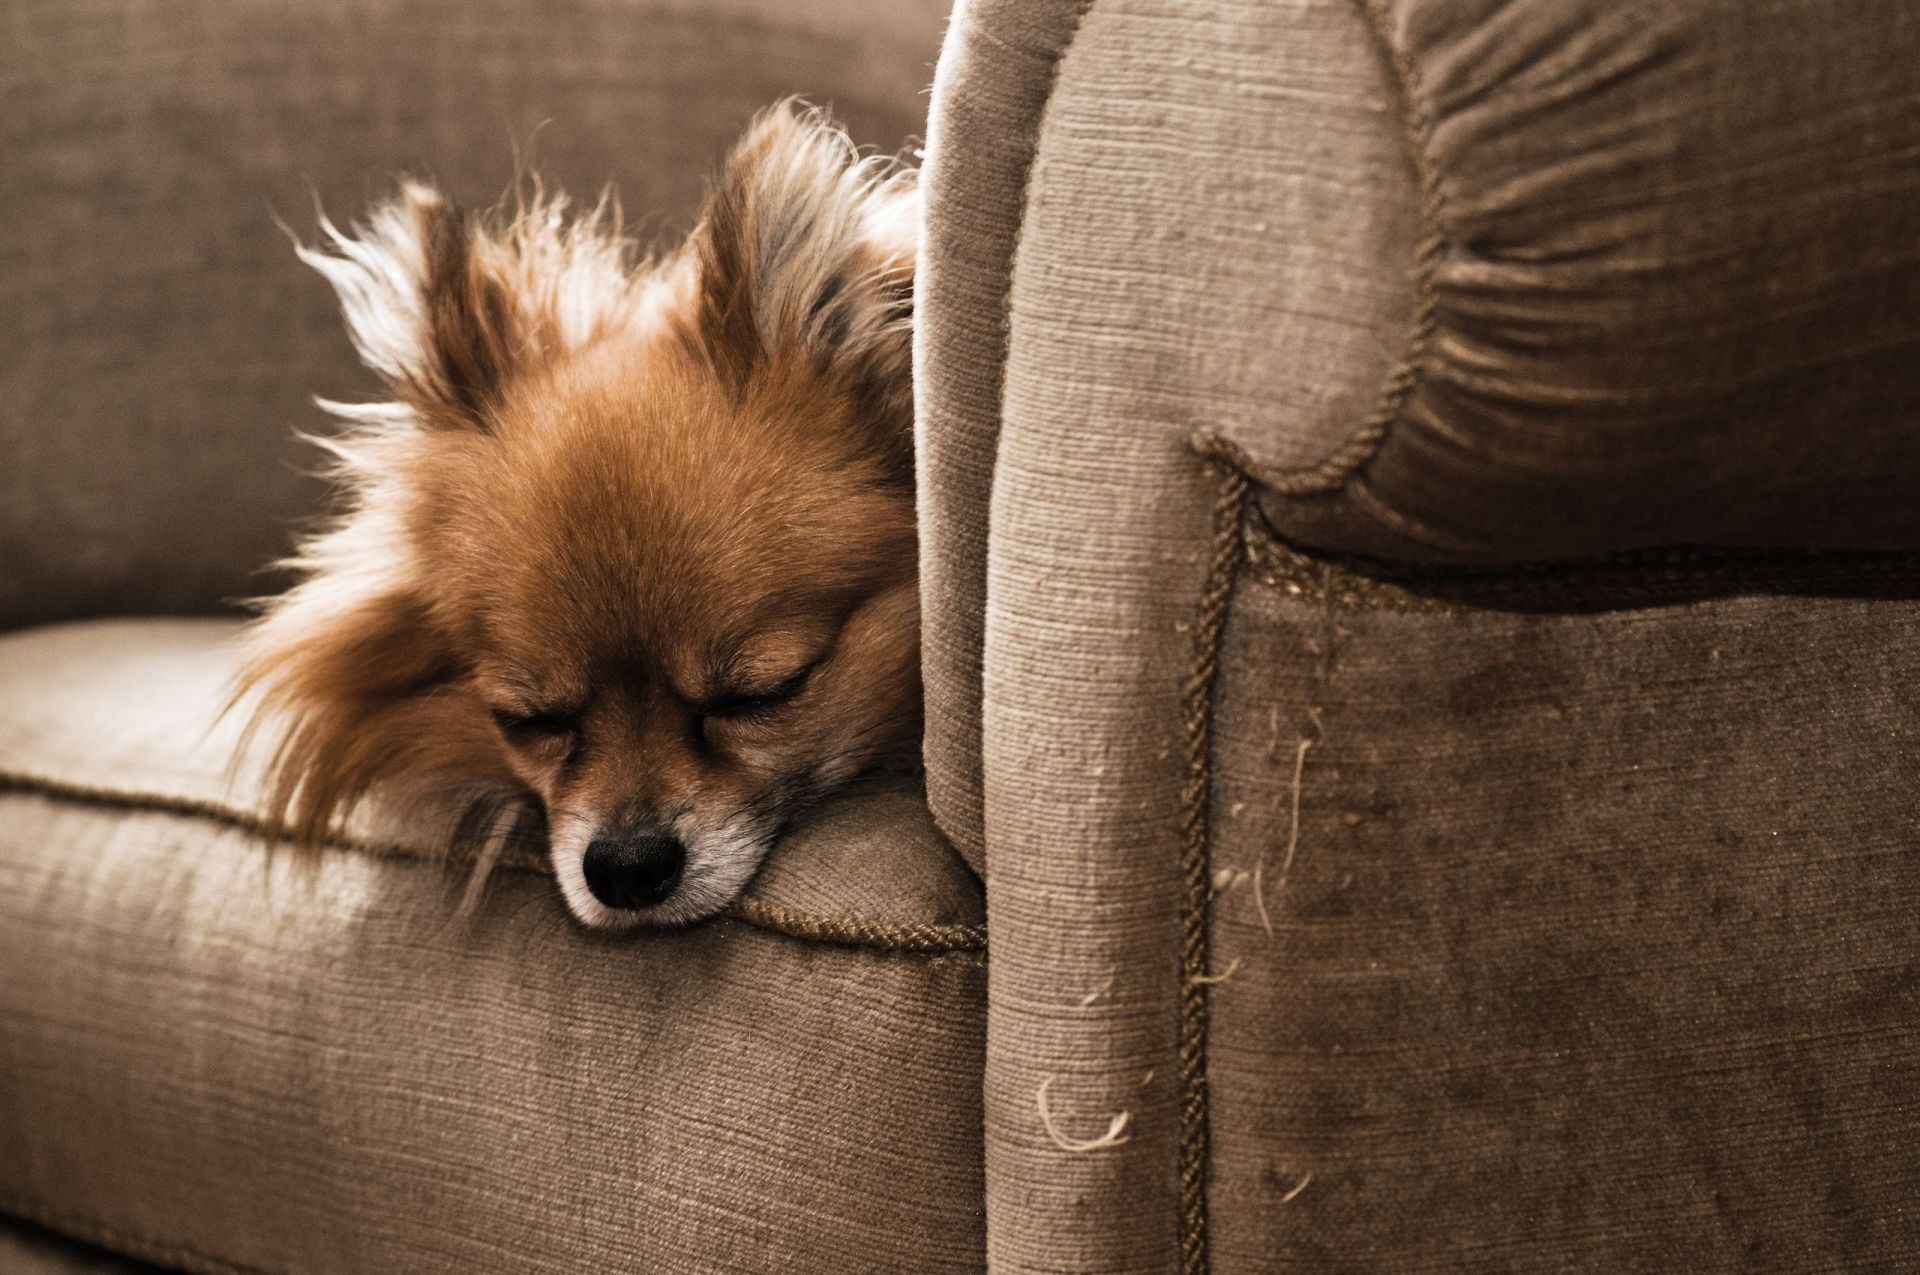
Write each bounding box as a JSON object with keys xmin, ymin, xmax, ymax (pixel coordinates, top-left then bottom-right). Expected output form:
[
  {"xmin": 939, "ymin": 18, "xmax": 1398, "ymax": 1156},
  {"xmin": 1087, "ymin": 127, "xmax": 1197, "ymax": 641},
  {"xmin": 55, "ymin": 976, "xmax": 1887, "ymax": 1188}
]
[{"xmin": 1, "ymin": 0, "xmax": 946, "ymax": 632}]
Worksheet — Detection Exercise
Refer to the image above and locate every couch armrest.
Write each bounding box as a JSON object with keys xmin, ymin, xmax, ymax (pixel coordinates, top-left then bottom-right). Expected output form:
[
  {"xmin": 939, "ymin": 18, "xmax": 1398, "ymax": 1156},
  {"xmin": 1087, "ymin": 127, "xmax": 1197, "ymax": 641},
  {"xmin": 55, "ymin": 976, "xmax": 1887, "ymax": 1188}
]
[
  {"xmin": 925, "ymin": 0, "xmax": 1920, "ymax": 1270},
  {"xmin": 2, "ymin": 0, "xmax": 947, "ymax": 632},
  {"xmin": 924, "ymin": 0, "xmax": 1421, "ymax": 1266}
]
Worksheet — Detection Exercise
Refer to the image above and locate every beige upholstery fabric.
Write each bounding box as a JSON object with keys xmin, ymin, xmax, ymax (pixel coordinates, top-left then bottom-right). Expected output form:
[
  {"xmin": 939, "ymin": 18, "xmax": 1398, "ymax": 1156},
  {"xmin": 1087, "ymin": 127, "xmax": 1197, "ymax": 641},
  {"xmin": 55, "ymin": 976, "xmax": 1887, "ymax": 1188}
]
[
  {"xmin": 1236, "ymin": 0, "xmax": 1920, "ymax": 562},
  {"xmin": 916, "ymin": 0, "xmax": 1092, "ymax": 874},
  {"xmin": 0, "ymin": 1217, "xmax": 160, "ymax": 1275},
  {"xmin": 1207, "ymin": 540, "xmax": 1920, "ymax": 1269},
  {"xmin": 17, "ymin": 0, "xmax": 1920, "ymax": 1268},
  {"xmin": 0, "ymin": 620, "xmax": 986, "ymax": 1273},
  {"xmin": 1, "ymin": 0, "xmax": 948, "ymax": 632},
  {"xmin": 965, "ymin": 1, "xmax": 1421, "ymax": 1267},
  {"xmin": 929, "ymin": 0, "xmax": 1920, "ymax": 1269},
  {"xmin": 0, "ymin": 619, "xmax": 985, "ymax": 931}
]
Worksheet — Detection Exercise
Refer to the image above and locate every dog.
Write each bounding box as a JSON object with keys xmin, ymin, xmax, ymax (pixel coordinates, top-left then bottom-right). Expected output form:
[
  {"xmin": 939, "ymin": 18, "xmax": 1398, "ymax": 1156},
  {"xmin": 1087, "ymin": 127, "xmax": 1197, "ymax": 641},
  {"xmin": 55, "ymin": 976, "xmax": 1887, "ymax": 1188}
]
[{"xmin": 238, "ymin": 104, "xmax": 922, "ymax": 929}]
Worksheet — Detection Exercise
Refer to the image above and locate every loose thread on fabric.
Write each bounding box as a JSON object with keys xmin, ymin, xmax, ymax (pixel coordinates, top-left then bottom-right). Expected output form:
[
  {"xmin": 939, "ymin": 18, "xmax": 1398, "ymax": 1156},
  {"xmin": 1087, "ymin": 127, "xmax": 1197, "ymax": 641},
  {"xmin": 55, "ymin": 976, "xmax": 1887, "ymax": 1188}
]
[
  {"xmin": 1188, "ymin": 956, "xmax": 1243, "ymax": 987},
  {"xmin": 1254, "ymin": 736, "xmax": 1314, "ymax": 939},
  {"xmin": 1078, "ymin": 972, "xmax": 1117, "ymax": 1007},
  {"xmin": 1035, "ymin": 1075, "xmax": 1132, "ymax": 1153}
]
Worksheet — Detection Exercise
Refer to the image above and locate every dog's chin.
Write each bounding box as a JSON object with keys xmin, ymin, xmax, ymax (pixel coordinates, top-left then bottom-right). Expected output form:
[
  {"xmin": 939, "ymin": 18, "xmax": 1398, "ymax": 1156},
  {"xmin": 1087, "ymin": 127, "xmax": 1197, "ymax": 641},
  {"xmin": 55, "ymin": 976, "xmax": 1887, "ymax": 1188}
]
[{"xmin": 545, "ymin": 813, "xmax": 775, "ymax": 931}]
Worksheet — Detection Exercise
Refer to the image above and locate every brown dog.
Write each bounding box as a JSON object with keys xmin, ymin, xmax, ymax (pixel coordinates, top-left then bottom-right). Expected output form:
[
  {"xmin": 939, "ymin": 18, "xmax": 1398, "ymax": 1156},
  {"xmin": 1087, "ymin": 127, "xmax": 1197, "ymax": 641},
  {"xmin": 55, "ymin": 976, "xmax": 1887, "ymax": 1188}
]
[{"xmin": 239, "ymin": 104, "xmax": 921, "ymax": 927}]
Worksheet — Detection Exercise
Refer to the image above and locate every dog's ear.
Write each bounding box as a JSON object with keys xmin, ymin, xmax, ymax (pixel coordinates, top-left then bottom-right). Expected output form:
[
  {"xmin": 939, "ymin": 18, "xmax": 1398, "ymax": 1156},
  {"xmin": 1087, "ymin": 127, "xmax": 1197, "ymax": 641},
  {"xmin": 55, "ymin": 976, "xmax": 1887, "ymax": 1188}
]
[
  {"xmin": 693, "ymin": 103, "xmax": 917, "ymax": 421},
  {"xmin": 301, "ymin": 182, "xmax": 637, "ymax": 431}
]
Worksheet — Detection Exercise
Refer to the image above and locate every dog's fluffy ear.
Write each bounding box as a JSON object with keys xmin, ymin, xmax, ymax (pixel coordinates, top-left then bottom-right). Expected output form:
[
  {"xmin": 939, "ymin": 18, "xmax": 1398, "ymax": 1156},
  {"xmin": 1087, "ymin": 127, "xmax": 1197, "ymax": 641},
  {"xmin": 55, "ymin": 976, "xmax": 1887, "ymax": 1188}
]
[
  {"xmin": 301, "ymin": 182, "xmax": 639, "ymax": 430},
  {"xmin": 693, "ymin": 102, "xmax": 918, "ymax": 421}
]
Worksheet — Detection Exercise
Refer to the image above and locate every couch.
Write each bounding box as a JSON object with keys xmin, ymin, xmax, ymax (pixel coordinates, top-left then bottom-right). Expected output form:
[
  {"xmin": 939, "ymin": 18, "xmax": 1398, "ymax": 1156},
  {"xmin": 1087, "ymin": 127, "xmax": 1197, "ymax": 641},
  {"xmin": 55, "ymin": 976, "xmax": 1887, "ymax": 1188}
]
[{"xmin": 6, "ymin": 0, "xmax": 1920, "ymax": 1271}]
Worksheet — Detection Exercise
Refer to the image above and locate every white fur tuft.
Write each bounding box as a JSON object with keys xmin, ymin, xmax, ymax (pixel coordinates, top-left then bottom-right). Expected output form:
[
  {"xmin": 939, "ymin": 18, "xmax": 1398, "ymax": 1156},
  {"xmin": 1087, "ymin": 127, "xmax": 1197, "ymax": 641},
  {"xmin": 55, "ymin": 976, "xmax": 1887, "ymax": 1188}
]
[{"xmin": 706, "ymin": 103, "xmax": 919, "ymax": 367}]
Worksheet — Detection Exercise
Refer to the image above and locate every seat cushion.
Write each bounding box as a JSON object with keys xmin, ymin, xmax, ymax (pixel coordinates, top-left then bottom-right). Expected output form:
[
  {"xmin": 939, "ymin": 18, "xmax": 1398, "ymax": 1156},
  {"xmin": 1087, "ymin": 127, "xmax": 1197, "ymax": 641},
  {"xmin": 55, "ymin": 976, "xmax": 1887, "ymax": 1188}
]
[
  {"xmin": 0, "ymin": 1216, "xmax": 162, "ymax": 1275},
  {"xmin": 0, "ymin": 619, "xmax": 986, "ymax": 1274}
]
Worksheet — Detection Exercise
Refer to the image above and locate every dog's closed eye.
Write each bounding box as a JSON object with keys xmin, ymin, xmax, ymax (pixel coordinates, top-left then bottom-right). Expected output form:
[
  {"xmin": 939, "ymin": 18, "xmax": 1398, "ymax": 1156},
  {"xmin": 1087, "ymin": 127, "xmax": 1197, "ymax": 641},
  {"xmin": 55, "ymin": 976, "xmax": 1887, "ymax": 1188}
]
[
  {"xmin": 699, "ymin": 663, "xmax": 816, "ymax": 722},
  {"xmin": 491, "ymin": 706, "xmax": 579, "ymax": 740}
]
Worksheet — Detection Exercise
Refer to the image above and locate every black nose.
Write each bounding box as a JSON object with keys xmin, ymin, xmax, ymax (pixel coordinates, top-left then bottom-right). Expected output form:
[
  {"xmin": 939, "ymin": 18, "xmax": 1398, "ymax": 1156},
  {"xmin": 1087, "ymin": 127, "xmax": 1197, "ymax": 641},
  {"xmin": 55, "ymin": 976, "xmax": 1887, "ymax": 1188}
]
[{"xmin": 581, "ymin": 833, "xmax": 686, "ymax": 911}]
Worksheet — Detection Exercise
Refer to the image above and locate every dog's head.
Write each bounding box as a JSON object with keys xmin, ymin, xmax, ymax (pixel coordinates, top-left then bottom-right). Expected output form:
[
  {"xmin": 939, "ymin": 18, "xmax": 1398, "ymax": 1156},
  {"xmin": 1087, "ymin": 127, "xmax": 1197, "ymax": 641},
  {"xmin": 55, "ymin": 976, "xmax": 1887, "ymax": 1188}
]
[{"xmin": 242, "ymin": 105, "xmax": 921, "ymax": 927}]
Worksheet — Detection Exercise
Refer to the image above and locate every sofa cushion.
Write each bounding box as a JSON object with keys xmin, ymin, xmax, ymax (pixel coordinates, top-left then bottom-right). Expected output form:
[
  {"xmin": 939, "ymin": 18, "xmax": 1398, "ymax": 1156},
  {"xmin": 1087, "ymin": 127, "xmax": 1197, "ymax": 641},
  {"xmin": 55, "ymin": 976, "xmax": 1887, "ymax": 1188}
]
[
  {"xmin": 0, "ymin": 1217, "xmax": 162, "ymax": 1275},
  {"xmin": 0, "ymin": 619, "xmax": 986, "ymax": 1273}
]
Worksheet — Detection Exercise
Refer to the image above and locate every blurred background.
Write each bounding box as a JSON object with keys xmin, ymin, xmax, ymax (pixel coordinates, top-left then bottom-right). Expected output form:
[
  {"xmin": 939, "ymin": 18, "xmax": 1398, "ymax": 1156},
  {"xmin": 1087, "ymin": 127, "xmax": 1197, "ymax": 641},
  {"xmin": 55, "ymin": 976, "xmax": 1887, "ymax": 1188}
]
[{"xmin": 1, "ymin": 0, "xmax": 948, "ymax": 631}]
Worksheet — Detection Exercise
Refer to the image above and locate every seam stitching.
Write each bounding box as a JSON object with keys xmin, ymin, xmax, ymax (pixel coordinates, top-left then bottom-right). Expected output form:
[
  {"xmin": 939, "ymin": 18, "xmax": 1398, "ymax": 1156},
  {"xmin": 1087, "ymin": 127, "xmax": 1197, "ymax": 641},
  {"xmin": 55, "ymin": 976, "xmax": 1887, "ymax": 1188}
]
[
  {"xmin": 0, "ymin": 772, "xmax": 985, "ymax": 956},
  {"xmin": 1177, "ymin": 453, "xmax": 1252, "ymax": 1273},
  {"xmin": 1228, "ymin": 0, "xmax": 1450, "ymax": 498}
]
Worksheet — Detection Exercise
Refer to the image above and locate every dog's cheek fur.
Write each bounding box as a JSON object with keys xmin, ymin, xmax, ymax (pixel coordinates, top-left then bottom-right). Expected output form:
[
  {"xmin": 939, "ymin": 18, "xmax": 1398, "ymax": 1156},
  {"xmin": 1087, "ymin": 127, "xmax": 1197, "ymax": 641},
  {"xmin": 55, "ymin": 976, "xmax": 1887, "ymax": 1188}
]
[
  {"xmin": 703, "ymin": 575, "xmax": 923, "ymax": 822},
  {"xmin": 238, "ymin": 588, "xmax": 516, "ymax": 852},
  {"xmin": 803, "ymin": 577, "xmax": 924, "ymax": 786}
]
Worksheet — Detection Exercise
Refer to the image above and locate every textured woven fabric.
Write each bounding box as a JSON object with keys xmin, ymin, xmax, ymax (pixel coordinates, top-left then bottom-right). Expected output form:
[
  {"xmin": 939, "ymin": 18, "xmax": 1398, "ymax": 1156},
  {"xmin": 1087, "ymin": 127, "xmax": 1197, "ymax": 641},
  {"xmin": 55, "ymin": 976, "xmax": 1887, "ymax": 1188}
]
[
  {"xmin": 1206, "ymin": 547, "xmax": 1920, "ymax": 1270},
  {"xmin": 0, "ymin": 620, "xmax": 986, "ymax": 1272},
  {"xmin": 1, "ymin": 0, "xmax": 948, "ymax": 632},
  {"xmin": 916, "ymin": 0, "xmax": 1093, "ymax": 875},
  {"xmin": 950, "ymin": 0, "xmax": 1920, "ymax": 1268},
  {"xmin": 0, "ymin": 619, "xmax": 985, "ymax": 930},
  {"xmin": 1245, "ymin": 0, "xmax": 1920, "ymax": 561},
  {"xmin": 968, "ymin": 1, "xmax": 1417, "ymax": 1268}
]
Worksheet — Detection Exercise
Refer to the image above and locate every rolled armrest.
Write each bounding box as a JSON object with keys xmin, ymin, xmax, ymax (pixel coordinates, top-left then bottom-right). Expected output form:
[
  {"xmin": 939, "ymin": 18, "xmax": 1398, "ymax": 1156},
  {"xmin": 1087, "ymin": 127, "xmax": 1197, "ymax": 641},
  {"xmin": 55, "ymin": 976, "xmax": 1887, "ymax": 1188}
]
[{"xmin": 921, "ymin": 0, "xmax": 1920, "ymax": 1269}]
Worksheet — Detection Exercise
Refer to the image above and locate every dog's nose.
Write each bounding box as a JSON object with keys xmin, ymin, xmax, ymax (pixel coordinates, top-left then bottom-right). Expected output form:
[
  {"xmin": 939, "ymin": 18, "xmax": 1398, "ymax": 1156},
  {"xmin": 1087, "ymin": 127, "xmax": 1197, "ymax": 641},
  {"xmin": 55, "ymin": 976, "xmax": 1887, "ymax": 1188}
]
[{"xmin": 581, "ymin": 833, "xmax": 686, "ymax": 910}]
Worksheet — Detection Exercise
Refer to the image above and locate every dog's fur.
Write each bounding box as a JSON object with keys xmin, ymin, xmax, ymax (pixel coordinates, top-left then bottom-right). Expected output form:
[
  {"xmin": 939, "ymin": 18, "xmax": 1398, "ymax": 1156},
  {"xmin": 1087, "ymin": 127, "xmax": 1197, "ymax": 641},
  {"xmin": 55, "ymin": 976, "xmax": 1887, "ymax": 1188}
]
[{"xmin": 238, "ymin": 105, "xmax": 921, "ymax": 928}]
